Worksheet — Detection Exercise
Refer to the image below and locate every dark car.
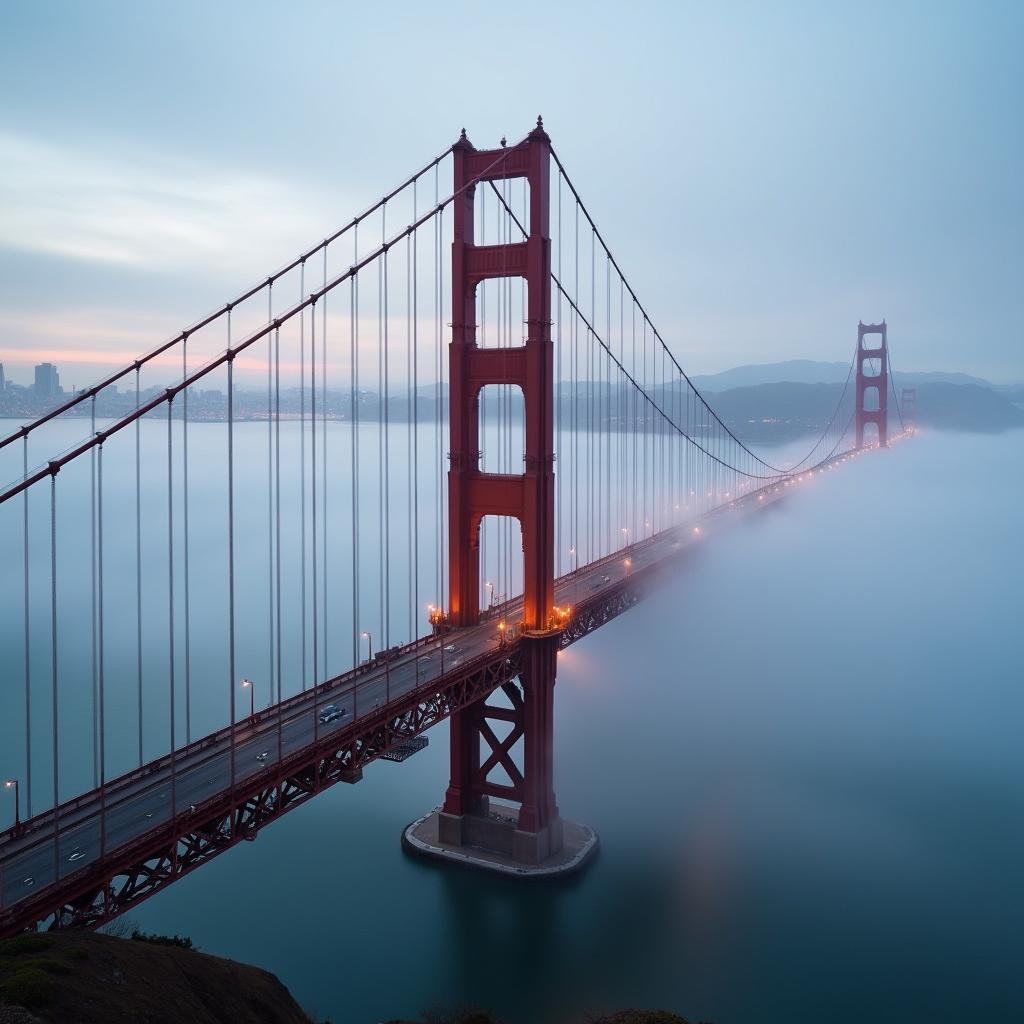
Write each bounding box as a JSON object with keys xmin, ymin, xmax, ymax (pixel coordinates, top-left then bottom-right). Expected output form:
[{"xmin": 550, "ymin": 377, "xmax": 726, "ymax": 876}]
[{"xmin": 318, "ymin": 704, "xmax": 345, "ymax": 724}]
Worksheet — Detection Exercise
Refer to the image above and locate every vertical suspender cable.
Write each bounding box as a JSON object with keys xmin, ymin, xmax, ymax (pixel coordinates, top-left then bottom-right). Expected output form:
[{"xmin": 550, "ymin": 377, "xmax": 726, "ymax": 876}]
[
  {"xmin": 299, "ymin": 262, "xmax": 307, "ymax": 691},
  {"xmin": 228, "ymin": 343, "xmax": 237, "ymax": 818},
  {"xmin": 322, "ymin": 251, "xmax": 329, "ymax": 678},
  {"xmin": 556, "ymin": 174, "xmax": 562, "ymax": 577},
  {"xmin": 23, "ymin": 436, "xmax": 32, "ymax": 816},
  {"xmin": 351, "ymin": 230, "xmax": 360, "ymax": 681},
  {"xmin": 589, "ymin": 226, "xmax": 595, "ymax": 563},
  {"xmin": 434, "ymin": 168, "xmax": 442, "ymax": 616},
  {"xmin": 436, "ymin": 171, "xmax": 446, "ymax": 614},
  {"xmin": 275, "ymin": 323, "xmax": 283, "ymax": 758},
  {"xmin": 479, "ymin": 192, "xmax": 487, "ymax": 601},
  {"xmin": 311, "ymin": 298, "xmax": 319, "ymax": 734},
  {"xmin": 626, "ymin": 299, "xmax": 634, "ymax": 540},
  {"xmin": 378, "ymin": 213, "xmax": 385, "ymax": 675},
  {"xmin": 135, "ymin": 367, "xmax": 143, "ymax": 767},
  {"xmin": 407, "ymin": 231, "xmax": 414, "ymax": 639},
  {"xmin": 98, "ymin": 442, "xmax": 106, "ymax": 858},
  {"xmin": 573, "ymin": 197, "xmax": 579, "ymax": 570},
  {"xmin": 412, "ymin": 185, "xmax": 420, "ymax": 649},
  {"xmin": 90, "ymin": 396, "xmax": 98, "ymax": 788},
  {"xmin": 267, "ymin": 286, "xmax": 274, "ymax": 719},
  {"xmin": 183, "ymin": 334, "xmax": 191, "ymax": 743},
  {"xmin": 167, "ymin": 399, "xmax": 176, "ymax": 817},
  {"xmin": 383, "ymin": 242, "xmax": 391, "ymax": 700},
  {"xmin": 50, "ymin": 472, "xmax": 58, "ymax": 882}
]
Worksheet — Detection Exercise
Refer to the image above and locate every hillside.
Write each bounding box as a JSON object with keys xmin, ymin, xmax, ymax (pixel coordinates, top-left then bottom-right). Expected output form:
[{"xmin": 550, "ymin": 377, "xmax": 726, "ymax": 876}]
[
  {"xmin": 691, "ymin": 359, "xmax": 994, "ymax": 392},
  {"xmin": 384, "ymin": 1013, "xmax": 699, "ymax": 1024},
  {"xmin": 708, "ymin": 379, "xmax": 1024, "ymax": 443},
  {"xmin": 0, "ymin": 931, "xmax": 710, "ymax": 1024},
  {"xmin": 0, "ymin": 931, "xmax": 310, "ymax": 1024}
]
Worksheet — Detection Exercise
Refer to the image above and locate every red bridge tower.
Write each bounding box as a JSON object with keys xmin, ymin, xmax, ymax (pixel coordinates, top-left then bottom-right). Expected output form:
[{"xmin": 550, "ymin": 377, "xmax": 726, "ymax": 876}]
[
  {"xmin": 901, "ymin": 386, "xmax": 917, "ymax": 432},
  {"xmin": 437, "ymin": 120, "xmax": 566, "ymax": 865},
  {"xmin": 855, "ymin": 320, "xmax": 889, "ymax": 448}
]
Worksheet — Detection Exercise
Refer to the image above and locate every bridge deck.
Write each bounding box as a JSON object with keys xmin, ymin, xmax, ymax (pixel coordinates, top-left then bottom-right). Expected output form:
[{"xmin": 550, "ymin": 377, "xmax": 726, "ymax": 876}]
[{"xmin": 0, "ymin": 467, "xmax": 840, "ymax": 935}]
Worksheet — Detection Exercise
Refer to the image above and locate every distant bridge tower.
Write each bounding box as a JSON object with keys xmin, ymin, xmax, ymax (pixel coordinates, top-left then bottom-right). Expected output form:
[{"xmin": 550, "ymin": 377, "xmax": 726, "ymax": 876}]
[
  {"xmin": 439, "ymin": 120, "xmax": 566, "ymax": 865},
  {"xmin": 855, "ymin": 321, "xmax": 889, "ymax": 448},
  {"xmin": 901, "ymin": 386, "xmax": 917, "ymax": 432}
]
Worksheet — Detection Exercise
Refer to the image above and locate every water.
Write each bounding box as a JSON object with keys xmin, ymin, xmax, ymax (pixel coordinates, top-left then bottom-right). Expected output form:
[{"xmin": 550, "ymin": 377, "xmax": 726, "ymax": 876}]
[{"xmin": 4, "ymin": 427, "xmax": 1022, "ymax": 1021}]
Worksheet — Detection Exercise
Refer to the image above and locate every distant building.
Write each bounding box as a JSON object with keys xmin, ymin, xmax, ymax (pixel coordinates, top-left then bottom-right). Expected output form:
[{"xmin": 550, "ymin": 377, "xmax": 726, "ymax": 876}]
[
  {"xmin": 34, "ymin": 363, "xmax": 60, "ymax": 399},
  {"xmin": 0, "ymin": 362, "xmax": 5, "ymax": 392}
]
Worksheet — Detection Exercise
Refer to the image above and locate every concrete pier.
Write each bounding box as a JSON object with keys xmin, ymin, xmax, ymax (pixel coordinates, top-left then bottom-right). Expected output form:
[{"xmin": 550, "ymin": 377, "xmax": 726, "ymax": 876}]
[{"xmin": 402, "ymin": 801, "xmax": 598, "ymax": 879}]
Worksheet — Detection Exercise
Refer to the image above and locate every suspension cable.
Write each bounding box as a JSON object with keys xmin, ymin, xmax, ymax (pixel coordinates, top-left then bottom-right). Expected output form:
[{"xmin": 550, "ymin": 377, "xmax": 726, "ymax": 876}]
[
  {"xmin": 487, "ymin": 176, "xmax": 852, "ymax": 481},
  {"xmin": 0, "ymin": 140, "xmax": 526, "ymax": 509},
  {"xmin": 0, "ymin": 145, "xmax": 458, "ymax": 454}
]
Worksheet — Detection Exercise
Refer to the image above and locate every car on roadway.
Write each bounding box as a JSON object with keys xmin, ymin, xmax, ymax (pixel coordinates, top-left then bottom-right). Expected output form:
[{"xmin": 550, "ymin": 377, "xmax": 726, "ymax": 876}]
[{"xmin": 318, "ymin": 704, "xmax": 345, "ymax": 724}]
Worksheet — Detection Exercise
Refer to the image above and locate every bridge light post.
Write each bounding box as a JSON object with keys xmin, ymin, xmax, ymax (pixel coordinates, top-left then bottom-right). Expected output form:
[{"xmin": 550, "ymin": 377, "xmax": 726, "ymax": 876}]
[
  {"xmin": 362, "ymin": 631, "xmax": 373, "ymax": 663},
  {"xmin": 620, "ymin": 526, "xmax": 628, "ymax": 550},
  {"xmin": 4, "ymin": 779, "xmax": 20, "ymax": 836},
  {"xmin": 485, "ymin": 581, "xmax": 493, "ymax": 609},
  {"xmin": 240, "ymin": 679, "xmax": 254, "ymax": 722},
  {"xmin": 624, "ymin": 557, "xmax": 632, "ymax": 577}
]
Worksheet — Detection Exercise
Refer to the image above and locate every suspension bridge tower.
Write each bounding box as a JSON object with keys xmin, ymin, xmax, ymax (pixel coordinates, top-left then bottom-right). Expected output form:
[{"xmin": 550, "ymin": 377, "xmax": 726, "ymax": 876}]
[
  {"xmin": 901, "ymin": 386, "xmax": 917, "ymax": 432},
  {"xmin": 410, "ymin": 119, "xmax": 594, "ymax": 873},
  {"xmin": 856, "ymin": 320, "xmax": 889, "ymax": 448}
]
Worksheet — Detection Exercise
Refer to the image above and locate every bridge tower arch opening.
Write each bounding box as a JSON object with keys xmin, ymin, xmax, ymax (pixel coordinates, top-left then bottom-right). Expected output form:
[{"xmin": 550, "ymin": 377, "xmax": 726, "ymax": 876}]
[{"xmin": 856, "ymin": 320, "xmax": 889, "ymax": 448}]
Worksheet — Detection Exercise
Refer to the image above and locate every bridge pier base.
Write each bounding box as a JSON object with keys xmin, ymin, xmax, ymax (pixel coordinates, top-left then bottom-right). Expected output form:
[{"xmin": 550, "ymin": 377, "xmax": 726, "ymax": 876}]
[
  {"xmin": 403, "ymin": 802, "xmax": 596, "ymax": 879},
  {"xmin": 405, "ymin": 633, "xmax": 598, "ymax": 877},
  {"xmin": 436, "ymin": 797, "xmax": 565, "ymax": 865}
]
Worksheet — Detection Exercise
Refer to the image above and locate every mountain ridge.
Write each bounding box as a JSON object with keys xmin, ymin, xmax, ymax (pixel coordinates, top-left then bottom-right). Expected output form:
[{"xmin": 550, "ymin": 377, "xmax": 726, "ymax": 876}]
[{"xmin": 691, "ymin": 359, "xmax": 994, "ymax": 391}]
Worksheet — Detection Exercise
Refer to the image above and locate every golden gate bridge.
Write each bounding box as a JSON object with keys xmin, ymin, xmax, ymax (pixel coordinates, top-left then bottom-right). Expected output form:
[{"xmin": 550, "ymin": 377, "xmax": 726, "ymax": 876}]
[{"xmin": 0, "ymin": 119, "xmax": 909, "ymax": 934}]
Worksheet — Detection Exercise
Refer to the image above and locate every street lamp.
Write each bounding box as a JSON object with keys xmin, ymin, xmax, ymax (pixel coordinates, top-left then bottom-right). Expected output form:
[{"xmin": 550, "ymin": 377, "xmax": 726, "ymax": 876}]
[
  {"xmin": 497, "ymin": 620, "xmax": 507, "ymax": 647},
  {"xmin": 485, "ymin": 581, "xmax": 494, "ymax": 609},
  {"xmin": 4, "ymin": 779, "xmax": 20, "ymax": 835},
  {"xmin": 620, "ymin": 526, "xmax": 628, "ymax": 550},
  {"xmin": 240, "ymin": 678, "xmax": 254, "ymax": 721},
  {"xmin": 362, "ymin": 631, "xmax": 373, "ymax": 662},
  {"xmin": 624, "ymin": 557, "xmax": 632, "ymax": 577}
]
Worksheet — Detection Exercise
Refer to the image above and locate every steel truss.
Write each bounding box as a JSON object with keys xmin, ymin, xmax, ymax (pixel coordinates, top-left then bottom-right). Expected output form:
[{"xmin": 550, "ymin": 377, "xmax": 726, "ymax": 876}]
[{"xmin": 1, "ymin": 649, "xmax": 521, "ymax": 936}]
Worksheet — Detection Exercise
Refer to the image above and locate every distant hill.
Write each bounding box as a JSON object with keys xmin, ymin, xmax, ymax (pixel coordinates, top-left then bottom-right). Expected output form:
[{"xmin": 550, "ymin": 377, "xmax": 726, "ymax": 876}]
[
  {"xmin": 706, "ymin": 380, "xmax": 1023, "ymax": 443},
  {"xmin": 692, "ymin": 359, "xmax": 994, "ymax": 392},
  {"xmin": 908, "ymin": 381, "xmax": 1024, "ymax": 432},
  {"xmin": 692, "ymin": 360, "xmax": 851, "ymax": 390}
]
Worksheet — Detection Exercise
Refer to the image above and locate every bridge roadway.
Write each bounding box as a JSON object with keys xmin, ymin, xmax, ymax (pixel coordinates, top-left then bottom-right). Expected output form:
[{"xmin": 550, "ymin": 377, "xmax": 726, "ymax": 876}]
[{"xmin": 0, "ymin": 464, "xmax": 847, "ymax": 926}]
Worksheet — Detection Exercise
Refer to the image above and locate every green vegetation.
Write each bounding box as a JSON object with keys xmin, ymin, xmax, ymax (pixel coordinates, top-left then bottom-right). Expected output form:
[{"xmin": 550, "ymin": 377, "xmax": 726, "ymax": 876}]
[
  {"xmin": 130, "ymin": 928, "xmax": 195, "ymax": 950},
  {"xmin": 0, "ymin": 963, "xmax": 57, "ymax": 1008},
  {"xmin": 0, "ymin": 934, "xmax": 52, "ymax": 956},
  {"xmin": 0, "ymin": 933, "xmax": 78, "ymax": 1010},
  {"xmin": 0, "ymin": 930, "xmax": 310, "ymax": 1022}
]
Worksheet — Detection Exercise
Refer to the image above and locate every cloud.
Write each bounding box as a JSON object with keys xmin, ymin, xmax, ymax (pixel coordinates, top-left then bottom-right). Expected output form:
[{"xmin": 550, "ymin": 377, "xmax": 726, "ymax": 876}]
[{"xmin": 0, "ymin": 131, "xmax": 329, "ymax": 275}]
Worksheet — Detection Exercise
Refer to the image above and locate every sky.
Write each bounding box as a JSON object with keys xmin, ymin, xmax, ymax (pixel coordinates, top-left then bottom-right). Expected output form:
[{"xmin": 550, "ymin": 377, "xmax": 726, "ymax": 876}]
[{"xmin": 0, "ymin": 0, "xmax": 1021, "ymax": 388}]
